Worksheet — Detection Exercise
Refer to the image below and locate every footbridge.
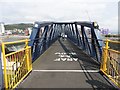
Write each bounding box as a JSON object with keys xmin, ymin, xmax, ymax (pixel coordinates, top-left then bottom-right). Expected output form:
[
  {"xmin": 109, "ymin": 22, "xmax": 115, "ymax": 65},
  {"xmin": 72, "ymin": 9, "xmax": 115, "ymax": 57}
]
[{"xmin": 0, "ymin": 21, "xmax": 120, "ymax": 89}]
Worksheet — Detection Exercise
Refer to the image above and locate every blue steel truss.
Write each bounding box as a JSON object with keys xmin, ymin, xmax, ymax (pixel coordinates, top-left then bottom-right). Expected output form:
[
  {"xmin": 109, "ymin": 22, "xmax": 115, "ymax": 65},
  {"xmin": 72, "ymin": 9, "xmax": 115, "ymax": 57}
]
[{"xmin": 29, "ymin": 21, "xmax": 102, "ymax": 63}]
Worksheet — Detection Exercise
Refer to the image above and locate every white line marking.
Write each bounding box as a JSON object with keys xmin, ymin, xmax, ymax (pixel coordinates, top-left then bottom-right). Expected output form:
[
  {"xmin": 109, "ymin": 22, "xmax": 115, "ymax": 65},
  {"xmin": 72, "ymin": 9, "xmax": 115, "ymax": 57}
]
[{"xmin": 33, "ymin": 70, "xmax": 99, "ymax": 73}]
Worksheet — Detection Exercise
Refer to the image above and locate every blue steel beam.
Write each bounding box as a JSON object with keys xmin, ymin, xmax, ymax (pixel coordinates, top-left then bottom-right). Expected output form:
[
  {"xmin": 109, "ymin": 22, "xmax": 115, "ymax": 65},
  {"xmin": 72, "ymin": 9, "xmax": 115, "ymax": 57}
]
[
  {"xmin": 50, "ymin": 24, "xmax": 56, "ymax": 42},
  {"xmin": 54, "ymin": 22, "xmax": 99, "ymax": 30},
  {"xmin": 81, "ymin": 26, "xmax": 86, "ymax": 50},
  {"xmin": 81, "ymin": 26, "xmax": 92, "ymax": 55},
  {"xmin": 29, "ymin": 21, "xmax": 102, "ymax": 63},
  {"xmin": 91, "ymin": 27, "xmax": 102, "ymax": 62},
  {"xmin": 71, "ymin": 24, "xmax": 76, "ymax": 42},
  {"xmin": 42, "ymin": 26, "xmax": 49, "ymax": 52},
  {"xmin": 34, "ymin": 22, "xmax": 53, "ymax": 28},
  {"xmin": 75, "ymin": 24, "xmax": 80, "ymax": 46},
  {"xmin": 91, "ymin": 27, "xmax": 98, "ymax": 59},
  {"xmin": 52, "ymin": 24, "xmax": 57, "ymax": 41},
  {"xmin": 47, "ymin": 24, "xmax": 54, "ymax": 47},
  {"xmin": 76, "ymin": 25, "xmax": 82, "ymax": 47},
  {"xmin": 68, "ymin": 24, "xmax": 71, "ymax": 37},
  {"xmin": 71, "ymin": 24, "xmax": 77, "ymax": 43},
  {"xmin": 69, "ymin": 24, "xmax": 73, "ymax": 38}
]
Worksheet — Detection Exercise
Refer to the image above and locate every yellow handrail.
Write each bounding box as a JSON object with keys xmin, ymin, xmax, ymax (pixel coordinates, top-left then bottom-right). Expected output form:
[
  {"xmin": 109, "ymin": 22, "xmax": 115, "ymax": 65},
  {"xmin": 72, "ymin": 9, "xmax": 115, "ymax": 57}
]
[
  {"xmin": 1, "ymin": 39, "xmax": 32, "ymax": 89},
  {"xmin": 100, "ymin": 39, "xmax": 120, "ymax": 88}
]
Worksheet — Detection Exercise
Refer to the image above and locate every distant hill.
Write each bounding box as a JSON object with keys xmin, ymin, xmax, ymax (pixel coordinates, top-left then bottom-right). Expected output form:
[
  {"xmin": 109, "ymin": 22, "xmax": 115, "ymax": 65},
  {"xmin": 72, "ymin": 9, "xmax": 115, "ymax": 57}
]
[{"xmin": 5, "ymin": 23, "xmax": 33, "ymax": 30}]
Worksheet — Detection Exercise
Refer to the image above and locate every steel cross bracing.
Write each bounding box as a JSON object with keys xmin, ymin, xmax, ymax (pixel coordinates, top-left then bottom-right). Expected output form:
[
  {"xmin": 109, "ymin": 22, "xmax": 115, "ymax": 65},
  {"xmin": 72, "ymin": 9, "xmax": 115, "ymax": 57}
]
[{"xmin": 29, "ymin": 21, "xmax": 102, "ymax": 63}]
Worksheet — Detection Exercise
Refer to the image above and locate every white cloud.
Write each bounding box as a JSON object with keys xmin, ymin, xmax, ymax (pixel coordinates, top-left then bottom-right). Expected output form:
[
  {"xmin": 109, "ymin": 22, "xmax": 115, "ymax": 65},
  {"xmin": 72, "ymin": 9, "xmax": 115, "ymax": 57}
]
[
  {"xmin": 0, "ymin": 0, "xmax": 119, "ymax": 2},
  {"xmin": 99, "ymin": 16, "xmax": 118, "ymax": 33},
  {"xmin": 0, "ymin": 0, "xmax": 118, "ymax": 33}
]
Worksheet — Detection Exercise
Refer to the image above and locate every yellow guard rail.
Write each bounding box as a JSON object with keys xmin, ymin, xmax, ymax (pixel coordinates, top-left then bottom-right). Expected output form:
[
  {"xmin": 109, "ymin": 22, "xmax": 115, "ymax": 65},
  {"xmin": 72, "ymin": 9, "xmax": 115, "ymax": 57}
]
[
  {"xmin": 100, "ymin": 39, "xmax": 120, "ymax": 88},
  {"xmin": 1, "ymin": 39, "xmax": 32, "ymax": 89}
]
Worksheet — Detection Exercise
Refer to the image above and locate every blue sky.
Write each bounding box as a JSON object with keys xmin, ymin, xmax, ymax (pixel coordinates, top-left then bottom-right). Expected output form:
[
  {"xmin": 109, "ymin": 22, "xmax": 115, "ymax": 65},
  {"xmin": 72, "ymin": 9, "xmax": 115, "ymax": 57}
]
[{"xmin": 0, "ymin": 0, "xmax": 119, "ymax": 33}]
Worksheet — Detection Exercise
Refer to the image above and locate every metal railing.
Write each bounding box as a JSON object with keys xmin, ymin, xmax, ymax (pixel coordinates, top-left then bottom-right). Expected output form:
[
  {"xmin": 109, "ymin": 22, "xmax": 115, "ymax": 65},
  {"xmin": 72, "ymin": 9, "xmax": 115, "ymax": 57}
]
[
  {"xmin": 1, "ymin": 39, "xmax": 32, "ymax": 89},
  {"xmin": 100, "ymin": 39, "xmax": 120, "ymax": 88}
]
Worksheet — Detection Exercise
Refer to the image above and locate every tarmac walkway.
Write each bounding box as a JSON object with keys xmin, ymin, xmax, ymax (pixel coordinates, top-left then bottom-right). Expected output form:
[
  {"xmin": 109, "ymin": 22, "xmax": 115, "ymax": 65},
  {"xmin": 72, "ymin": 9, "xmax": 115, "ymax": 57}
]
[{"xmin": 18, "ymin": 38, "xmax": 115, "ymax": 89}]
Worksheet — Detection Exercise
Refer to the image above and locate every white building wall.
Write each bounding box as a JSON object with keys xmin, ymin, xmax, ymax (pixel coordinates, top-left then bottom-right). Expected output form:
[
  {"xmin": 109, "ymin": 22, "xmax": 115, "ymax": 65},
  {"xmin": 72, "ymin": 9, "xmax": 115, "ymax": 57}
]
[
  {"xmin": 0, "ymin": 23, "xmax": 5, "ymax": 35},
  {"xmin": 28, "ymin": 28, "xmax": 32, "ymax": 35}
]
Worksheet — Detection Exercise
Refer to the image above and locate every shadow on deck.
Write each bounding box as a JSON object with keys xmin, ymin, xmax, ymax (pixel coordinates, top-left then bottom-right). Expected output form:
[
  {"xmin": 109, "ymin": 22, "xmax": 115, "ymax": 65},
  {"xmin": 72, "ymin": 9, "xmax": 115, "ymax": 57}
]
[{"xmin": 17, "ymin": 38, "xmax": 115, "ymax": 89}]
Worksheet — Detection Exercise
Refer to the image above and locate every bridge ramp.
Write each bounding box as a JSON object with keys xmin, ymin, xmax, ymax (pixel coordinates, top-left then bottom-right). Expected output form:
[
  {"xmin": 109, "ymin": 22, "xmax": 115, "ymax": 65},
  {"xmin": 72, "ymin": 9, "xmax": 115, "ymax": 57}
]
[{"xmin": 18, "ymin": 38, "xmax": 114, "ymax": 88}]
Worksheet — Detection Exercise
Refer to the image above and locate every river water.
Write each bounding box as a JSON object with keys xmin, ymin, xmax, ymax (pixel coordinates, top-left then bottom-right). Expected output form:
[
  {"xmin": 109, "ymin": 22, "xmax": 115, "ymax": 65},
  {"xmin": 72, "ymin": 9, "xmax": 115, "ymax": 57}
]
[
  {"xmin": 0, "ymin": 35, "xmax": 29, "ymax": 42},
  {"xmin": 0, "ymin": 35, "xmax": 29, "ymax": 53}
]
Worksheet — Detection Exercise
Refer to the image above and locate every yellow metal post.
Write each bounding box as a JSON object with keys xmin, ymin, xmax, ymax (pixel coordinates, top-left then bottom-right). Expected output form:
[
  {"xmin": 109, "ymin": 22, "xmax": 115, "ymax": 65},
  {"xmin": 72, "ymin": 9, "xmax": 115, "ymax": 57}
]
[
  {"xmin": 29, "ymin": 47, "xmax": 32, "ymax": 70},
  {"xmin": 2, "ymin": 43, "xmax": 8, "ymax": 89},
  {"xmin": 25, "ymin": 39, "xmax": 30, "ymax": 71},
  {"xmin": 103, "ymin": 39, "xmax": 109, "ymax": 71}
]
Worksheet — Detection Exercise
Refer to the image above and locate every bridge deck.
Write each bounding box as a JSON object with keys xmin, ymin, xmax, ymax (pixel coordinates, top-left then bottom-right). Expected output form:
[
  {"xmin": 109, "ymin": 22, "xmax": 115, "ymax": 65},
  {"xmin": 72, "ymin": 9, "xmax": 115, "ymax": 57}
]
[{"xmin": 18, "ymin": 38, "xmax": 114, "ymax": 88}]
